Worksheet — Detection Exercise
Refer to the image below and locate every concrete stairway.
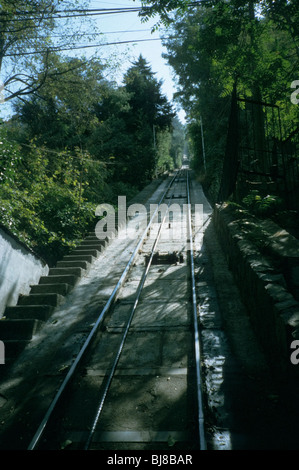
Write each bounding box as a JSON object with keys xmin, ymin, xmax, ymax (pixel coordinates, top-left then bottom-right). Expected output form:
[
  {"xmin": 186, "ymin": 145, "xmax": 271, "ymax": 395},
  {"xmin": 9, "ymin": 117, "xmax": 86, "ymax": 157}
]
[
  {"xmin": 0, "ymin": 176, "xmax": 166, "ymax": 364},
  {"xmin": 0, "ymin": 230, "xmax": 111, "ymax": 363}
]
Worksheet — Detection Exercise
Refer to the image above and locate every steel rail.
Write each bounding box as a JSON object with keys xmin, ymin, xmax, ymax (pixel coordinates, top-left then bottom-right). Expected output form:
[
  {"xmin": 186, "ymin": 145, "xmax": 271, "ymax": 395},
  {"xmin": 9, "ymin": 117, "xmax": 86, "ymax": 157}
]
[
  {"xmin": 84, "ymin": 171, "xmax": 182, "ymax": 450},
  {"xmin": 27, "ymin": 171, "xmax": 179, "ymax": 450},
  {"xmin": 186, "ymin": 170, "xmax": 207, "ymax": 450}
]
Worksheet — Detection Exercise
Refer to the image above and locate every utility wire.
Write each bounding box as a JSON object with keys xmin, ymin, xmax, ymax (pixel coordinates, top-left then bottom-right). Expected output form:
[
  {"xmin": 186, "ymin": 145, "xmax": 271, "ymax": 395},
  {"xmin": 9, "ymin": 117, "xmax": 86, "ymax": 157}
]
[
  {"xmin": 0, "ymin": 7, "xmax": 143, "ymax": 15},
  {"xmin": 37, "ymin": 28, "xmax": 153, "ymax": 38},
  {"xmin": 4, "ymin": 37, "xmax": 179, "ymax": 57},
  {"xmin": 2, "ymin": 28, "xmax": 154, "ymax": 41},
  {"xmin": 0, "ymin": 8, "xmax": 143, "ymax": 22},
  {"xmin": 0, "ymin": 2, "xmax": 204, "ymax": 22}
]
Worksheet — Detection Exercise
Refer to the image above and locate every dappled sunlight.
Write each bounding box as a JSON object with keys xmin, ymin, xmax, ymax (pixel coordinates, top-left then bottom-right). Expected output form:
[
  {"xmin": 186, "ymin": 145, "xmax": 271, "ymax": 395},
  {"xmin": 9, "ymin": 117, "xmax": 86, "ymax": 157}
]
[{"xmin": 0, "ymin": 0, "xmax": 297, "ymax": 452}]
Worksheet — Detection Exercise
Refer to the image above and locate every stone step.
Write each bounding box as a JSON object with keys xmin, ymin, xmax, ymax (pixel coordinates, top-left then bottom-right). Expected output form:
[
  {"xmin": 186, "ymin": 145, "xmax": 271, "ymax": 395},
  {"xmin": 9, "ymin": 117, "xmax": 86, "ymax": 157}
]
[
  {"xmin": 30, "ymin": 283, "xmax": 72, "ymax": 296},
  {"xmin": 3, "ymin": 340, "xmax": 31, "ymax": 359},
  {"xmin": 0, "ymin": 318, "xmax": 43, "ymax": 340},
  {"xmin": 80, "ymin": 239, "xmax": 107, "ymax": 248},
  {"xmin": 17, "ymin": 293, "xmax": 65, "ymax": 307},
  {"xmin": 48, "ymin": 267, "xmax": 84, "ymax": 277},
  {"xmin": 56, "ymin": 260, "xmax": 90, "ymax": 270},
  {"xmin": 73, "ymin": 245, "xmax": 103, "ymax": 255},
  {"xmin": 88, "ymin": 228, "xmax": 119, "ymax": 236},
  {"xmin": 62, "ymin": 254, "xmax": 95, "ymax": 264},
  {"xmin": 5, "ymin": 305, "xmax": 55, "ymax": 321},
  {"xmin": 38, "ymin": 274, "xmax": 79, "ymax": 287},
  {"xmin": 89, "ymin": 229, "xmax": 118, "ymax": 238},
  {"xmin": 68, "ymin": 249, "xmax": 101, "ymax": 258},
  {"xmin": 76, "ymin": 244, "xmax": 105, "ymax": 252},
  {"xmin": 84, "ymin": 235, "xmax": 109, "ymax": 243}
]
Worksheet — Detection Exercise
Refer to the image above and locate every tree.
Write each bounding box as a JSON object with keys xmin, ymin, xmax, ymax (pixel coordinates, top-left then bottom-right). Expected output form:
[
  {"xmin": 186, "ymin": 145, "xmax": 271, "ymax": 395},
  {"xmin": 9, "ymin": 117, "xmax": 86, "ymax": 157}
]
[
  {"xmin": 159, "ymin": 1, "xmax": 298, "ymax": 201},
  {"xmin": 170, "ymin": 116, "xmax": 185, "ymax": 168},
  {"xmin": 12, "ymin": 54, "xmax": 110, "ymax": 209},
  {"xmin": 134, "ymin": 0, "xmax": 190, "ymax": 26},
  {"xmin": 15, "ymin": 54, "xmax": 104, "ymax": 150},
  {"xmin": 91, "ymin": 82, "xmax": 136, "ymax": 188},
  {"xmin": 122, "ymin": 55, "xmax": 175, "ymax": 185},
  {"xmin": 155, "ymin": 128, "xmax": 174, "ymax": 173},
  {"xmin": 261, "ymin": 0, "xmax": 299, "ymax": 55},
  {"xmin": 0, "ymin": 0, "xmax": 94, "ymax": 103},
  {"xmin": 123, "ymin": 55, "xmax": 174, "ymax": 130},
  {"xmin": 92, "ymin": 55, "xmax": 176, "ymax": 187}
]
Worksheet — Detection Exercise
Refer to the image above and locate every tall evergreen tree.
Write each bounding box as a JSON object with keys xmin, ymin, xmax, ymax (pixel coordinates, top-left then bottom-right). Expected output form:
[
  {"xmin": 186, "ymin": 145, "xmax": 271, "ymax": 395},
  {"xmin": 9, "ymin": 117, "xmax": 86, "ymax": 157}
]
[{"xmin": 122, "ymin": 55, "xmax": 175, "ymax": 185}]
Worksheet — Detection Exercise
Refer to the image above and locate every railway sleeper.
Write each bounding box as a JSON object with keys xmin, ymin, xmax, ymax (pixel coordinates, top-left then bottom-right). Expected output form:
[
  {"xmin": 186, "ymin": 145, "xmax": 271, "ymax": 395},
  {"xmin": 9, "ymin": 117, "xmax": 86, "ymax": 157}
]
[{"xmin": 145, "ymin": 251, "xmax": 184, "ymax": 265}]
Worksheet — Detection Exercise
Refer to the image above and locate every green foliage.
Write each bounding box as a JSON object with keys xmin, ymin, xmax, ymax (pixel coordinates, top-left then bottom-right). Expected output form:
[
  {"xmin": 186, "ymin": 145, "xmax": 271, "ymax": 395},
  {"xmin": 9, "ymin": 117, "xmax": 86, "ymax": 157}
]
[
  {"xmin": 156, "ymin": 129, "xmax": 174, "ymax": 173},
  {"xmin": 170, "ymin": 117, "xmax": 185, "ymax": 168},
  {"xmin": 0, "ymin": 53, "xmax": 183, "ymax": 267},
  {"xmin": 0, "ymin": 177, "xmax": 97, "ymax": 266},
  {"xmin": 121, "ymin": 55, "xmax": 175, "ymax": 185},
  {"xmin": 242, "ymin": 190, "xmax": 283, "ymax": 217},
  {"xmin": 0, "ymin": 126, "xmax": 97, "ymax": 265},
  {"xmin": 91, "ymin": 55, "xmax": 176, "ymax": 188},
  {"xmin": 161, "ymin": 1, "xmax": 298, "ymax": 204},
  {"xmin": 0, "ymin": 128, "xmax": 23, "ymax": 185},
  {"xmin": 104, "ymin": 181, "xmax": 139, "ymax": 206},
  {"xmin": 14, "ymin": 55, "xmax": 104, "ymax": 150},
  {"xmin": 136, "ymin": 0, "xmax": 190, "ymax": 26}
]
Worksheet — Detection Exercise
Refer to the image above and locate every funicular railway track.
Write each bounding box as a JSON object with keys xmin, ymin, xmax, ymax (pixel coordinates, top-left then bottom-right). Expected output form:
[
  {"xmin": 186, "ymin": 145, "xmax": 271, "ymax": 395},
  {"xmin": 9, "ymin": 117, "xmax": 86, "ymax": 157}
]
[{"xmin": 27, "ymin": 168, "xmax": 206, "ymax": 451}]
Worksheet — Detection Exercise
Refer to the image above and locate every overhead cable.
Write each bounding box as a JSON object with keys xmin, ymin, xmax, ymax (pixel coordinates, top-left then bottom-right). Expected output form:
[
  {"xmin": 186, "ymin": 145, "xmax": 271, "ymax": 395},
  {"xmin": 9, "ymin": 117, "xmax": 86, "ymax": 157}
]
[{"xmin": 5, "ymin": 37, "xmax": 179, "ymax": 57}]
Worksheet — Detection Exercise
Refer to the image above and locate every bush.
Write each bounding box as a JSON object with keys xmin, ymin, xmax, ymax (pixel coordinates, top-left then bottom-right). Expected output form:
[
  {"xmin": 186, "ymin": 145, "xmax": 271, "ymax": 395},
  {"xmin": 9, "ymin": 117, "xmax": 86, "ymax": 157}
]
[
  {"xmin": 242, "ymin": 190, "xmax": 283, "ymax": 217},
  {"xmin": 0, "ymin": 182, "xmax": 97, "ymax": 265},
  {"xmin": 0, "ymin": 126, "xmax": 101, "ymax": 265}
]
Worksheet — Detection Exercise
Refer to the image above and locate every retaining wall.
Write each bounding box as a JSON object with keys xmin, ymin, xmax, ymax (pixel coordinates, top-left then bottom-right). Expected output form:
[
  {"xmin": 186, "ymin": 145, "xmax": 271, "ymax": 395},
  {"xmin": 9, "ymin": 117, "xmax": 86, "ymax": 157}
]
[
  {"xmin": 213, "ymin": 204, "xmax": 299, "ymax": 377},
  {"xmin": 0, "ymin": 226, "xmax": 49, "ymax": 317}
]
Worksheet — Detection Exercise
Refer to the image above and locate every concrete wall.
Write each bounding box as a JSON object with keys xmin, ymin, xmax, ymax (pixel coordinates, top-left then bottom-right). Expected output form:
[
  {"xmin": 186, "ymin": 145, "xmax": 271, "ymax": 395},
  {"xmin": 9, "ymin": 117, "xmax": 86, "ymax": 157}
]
[{"xmin": 0, "ymin": 227, "xmax": 49, "ymax": 317}]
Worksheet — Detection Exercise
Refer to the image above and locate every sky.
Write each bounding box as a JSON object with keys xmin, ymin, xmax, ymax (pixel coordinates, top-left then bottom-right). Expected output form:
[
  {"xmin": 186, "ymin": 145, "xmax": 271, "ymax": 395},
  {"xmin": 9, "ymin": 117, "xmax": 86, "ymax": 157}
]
[
  {"xmin": 84, "ymin": 0, "xmax": 185, "ymax": 122},
  {"xmin": 0, "ymin": 0, "xmax": 186, "ymax": 123}
]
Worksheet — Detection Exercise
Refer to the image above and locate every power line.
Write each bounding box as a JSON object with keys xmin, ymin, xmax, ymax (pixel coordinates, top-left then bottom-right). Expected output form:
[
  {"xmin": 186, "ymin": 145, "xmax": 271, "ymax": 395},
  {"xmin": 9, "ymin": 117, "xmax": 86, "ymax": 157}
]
[
  {"xmin": 0, "ymin": 7, "xmax": 143, "ymax": 15},
  {"xmin": 10, "ymin": 28, "xmax": 154, "ymax": 41},
  {"xmin": 51, "ymin": 28, "xmax": 153, "ymax": 37},
  {"xmin": 0, "ymin": 7, "xmax": 144, "ymax": 23},
  {"xmin": 0, "ymin": 9, "xmax": 151, "ymax": 33},
  {"xmin": 4, "ymin": 37, "xmax": 178, "ymax": 57},
  {"xmin": 0, "ymin": 2, "xmax": 203, "ymax": 23}
]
